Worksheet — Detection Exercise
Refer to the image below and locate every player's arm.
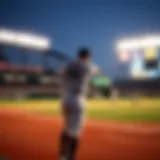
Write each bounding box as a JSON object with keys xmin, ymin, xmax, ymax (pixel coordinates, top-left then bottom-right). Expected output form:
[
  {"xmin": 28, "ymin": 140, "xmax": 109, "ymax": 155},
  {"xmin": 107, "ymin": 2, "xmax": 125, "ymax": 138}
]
[{"xmin": 91, "ymin": 63, "xmax": 100, "ymax": 75}]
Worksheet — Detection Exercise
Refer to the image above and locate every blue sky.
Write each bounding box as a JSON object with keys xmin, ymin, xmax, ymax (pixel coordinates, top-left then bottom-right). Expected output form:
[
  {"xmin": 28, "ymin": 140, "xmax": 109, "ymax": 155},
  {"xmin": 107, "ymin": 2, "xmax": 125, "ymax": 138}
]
[{"xmin": 1, "ymin": 0, "xmax": 160, "ymax": 78}]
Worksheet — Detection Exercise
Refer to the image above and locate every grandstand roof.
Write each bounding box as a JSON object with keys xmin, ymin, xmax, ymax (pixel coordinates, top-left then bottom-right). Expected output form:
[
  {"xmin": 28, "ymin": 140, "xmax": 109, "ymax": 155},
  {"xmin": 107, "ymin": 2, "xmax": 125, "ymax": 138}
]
[{"xmin": 0, "ymin": 46, "xmax": 71, "ymax": 74}]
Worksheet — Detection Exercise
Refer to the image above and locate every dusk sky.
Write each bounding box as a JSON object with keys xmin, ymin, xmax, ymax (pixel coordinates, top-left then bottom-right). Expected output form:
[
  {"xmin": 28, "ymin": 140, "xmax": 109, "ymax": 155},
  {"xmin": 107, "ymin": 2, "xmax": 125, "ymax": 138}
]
[{"xmin": 1, "ymin": 0, "xmax": 160, "ymax": 78}]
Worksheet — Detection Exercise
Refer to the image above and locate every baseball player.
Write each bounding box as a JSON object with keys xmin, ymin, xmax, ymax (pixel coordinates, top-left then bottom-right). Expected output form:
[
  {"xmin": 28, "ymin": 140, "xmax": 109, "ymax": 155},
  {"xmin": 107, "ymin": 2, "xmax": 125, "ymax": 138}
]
[{"xmin": 59, "ymin": 47, "xmax": 99, "ymax": 160}]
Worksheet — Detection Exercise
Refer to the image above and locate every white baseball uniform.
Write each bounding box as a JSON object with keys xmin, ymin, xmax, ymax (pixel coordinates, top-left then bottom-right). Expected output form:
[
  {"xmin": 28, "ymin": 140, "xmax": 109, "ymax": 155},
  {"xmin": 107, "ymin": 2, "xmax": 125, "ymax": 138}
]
[{"xmin": 60, "ymin": 60, "xmax": 98, "ymax": 136}]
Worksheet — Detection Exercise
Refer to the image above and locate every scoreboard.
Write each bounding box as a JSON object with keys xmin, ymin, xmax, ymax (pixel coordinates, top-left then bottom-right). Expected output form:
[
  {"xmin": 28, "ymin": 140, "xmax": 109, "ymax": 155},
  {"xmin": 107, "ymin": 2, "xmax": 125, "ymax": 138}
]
[{"xmin": 117, "ymin": 36, "xmax": 160, "ymax": 79}]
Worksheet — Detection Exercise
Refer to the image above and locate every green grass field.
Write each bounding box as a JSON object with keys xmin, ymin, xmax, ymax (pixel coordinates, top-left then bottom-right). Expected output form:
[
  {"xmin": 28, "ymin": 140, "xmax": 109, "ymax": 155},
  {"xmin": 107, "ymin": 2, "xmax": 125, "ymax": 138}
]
[{"xmin": 0, "ymin": 99, "xmax": 160, "ymax": 122}]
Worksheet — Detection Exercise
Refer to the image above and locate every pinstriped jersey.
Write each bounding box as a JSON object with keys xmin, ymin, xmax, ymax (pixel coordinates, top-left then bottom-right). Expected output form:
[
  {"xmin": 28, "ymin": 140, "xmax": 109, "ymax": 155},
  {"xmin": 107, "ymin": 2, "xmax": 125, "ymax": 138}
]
[{"xmin": 62, "ymin": 60, "xmax": 94, "ymax": 99}]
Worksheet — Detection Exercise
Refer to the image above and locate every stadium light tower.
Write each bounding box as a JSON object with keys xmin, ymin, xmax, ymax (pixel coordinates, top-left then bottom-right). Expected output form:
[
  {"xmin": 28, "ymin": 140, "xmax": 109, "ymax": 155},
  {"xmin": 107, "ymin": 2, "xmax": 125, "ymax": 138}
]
[
  {"xmin": 116, "ymin": 35, "xmax": 160, "ymax": 50},
  {"xmin": 0, "ymin": 28, "xmax": 51, "ymax": 51}
]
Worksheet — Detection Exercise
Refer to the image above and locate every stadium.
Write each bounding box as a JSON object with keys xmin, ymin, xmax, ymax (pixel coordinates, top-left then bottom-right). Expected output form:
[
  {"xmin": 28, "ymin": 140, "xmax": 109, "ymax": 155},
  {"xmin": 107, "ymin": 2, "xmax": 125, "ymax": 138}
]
[
  {"xmin": 0, "ymin": 28, "xmax": 112, "ymax": 99},
  {"xmin": 0, "ymin": 28, "xmax": 159, "ymax": 160}
]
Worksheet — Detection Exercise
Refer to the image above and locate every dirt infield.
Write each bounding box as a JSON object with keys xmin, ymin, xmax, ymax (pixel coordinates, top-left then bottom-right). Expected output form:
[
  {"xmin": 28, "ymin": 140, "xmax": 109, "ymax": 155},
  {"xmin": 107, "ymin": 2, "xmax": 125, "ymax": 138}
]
[{"xmin": 0, "ymin": 109, "xmax": 160, "ymax": 160}]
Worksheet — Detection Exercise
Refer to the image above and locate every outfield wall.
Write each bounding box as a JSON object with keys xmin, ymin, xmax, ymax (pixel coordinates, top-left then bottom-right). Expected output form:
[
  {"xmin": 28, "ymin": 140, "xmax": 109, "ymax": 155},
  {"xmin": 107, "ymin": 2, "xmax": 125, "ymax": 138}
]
[{"xmin": 114, "ymin": 78, "xmax": 160, "ymax": 97}]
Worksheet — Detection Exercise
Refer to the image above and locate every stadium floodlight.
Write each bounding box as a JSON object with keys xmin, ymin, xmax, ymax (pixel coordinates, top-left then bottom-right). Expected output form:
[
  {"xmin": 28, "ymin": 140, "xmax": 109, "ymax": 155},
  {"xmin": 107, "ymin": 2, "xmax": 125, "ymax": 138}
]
[
  {"xmin": 116, "ymin": 35, "xmax": 160, "ymax": 51},
  {"xmin": 0, "ymin": 28, "xmax": 51, "ymax": 51}
]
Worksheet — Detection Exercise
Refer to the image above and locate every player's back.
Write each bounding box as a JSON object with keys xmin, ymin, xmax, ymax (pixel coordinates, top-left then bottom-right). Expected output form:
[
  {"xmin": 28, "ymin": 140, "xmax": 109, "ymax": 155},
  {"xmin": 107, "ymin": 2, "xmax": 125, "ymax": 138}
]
[{"xmin": 62, "ymin": 60, "xmax": 92, "ymax": 100}]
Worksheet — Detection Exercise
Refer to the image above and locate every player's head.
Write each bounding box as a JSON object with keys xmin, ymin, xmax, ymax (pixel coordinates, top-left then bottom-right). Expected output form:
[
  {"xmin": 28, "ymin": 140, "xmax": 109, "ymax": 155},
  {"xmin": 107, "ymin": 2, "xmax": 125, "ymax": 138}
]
[{"xmin": 77, "ymin": 47, "xmax": 91, "ymax": 61}]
